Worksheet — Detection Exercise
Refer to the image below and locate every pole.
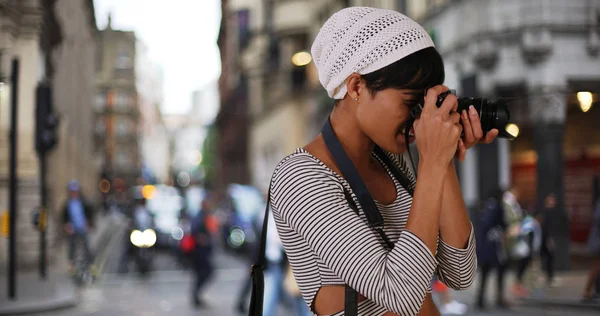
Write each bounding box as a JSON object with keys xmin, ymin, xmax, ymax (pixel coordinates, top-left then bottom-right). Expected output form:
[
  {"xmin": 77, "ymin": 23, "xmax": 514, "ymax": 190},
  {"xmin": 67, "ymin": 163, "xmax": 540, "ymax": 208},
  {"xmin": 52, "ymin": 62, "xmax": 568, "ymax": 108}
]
[
  {"xmin": 39, "ymin": 150, "xmax": 47, "ymax": 279},
  {"xmin": 8, "ymin": 58, "xmax": 20, "ymax": 300},
  {"xmin": 36, "ymin": 83, "xmax": 49, "ymax": 280}
]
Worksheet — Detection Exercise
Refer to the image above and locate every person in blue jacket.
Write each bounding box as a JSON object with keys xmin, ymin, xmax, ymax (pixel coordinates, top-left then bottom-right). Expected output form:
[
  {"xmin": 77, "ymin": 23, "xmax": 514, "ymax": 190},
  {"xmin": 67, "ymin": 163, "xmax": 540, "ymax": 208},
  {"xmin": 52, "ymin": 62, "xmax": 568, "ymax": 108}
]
[{"xmin": 475, "ymin": 188, "xmax": 509, "ymax": 310}]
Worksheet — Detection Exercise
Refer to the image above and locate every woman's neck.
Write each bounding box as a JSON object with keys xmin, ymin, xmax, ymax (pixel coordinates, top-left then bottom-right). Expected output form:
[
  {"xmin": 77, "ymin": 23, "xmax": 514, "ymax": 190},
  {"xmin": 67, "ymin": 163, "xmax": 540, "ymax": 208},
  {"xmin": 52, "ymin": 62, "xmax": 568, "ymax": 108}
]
[{"xmin": 328, "ymin": 106, "xmax": 376, "ymax": 170}]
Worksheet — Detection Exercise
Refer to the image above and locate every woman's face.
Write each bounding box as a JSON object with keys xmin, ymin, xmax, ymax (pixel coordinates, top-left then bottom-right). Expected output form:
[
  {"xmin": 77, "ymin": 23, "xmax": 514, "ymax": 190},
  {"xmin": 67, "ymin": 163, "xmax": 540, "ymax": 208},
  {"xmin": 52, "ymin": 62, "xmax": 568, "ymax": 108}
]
[{"xmin": 355, "ymin": 86, "xmax": 423, "ymax": 154}]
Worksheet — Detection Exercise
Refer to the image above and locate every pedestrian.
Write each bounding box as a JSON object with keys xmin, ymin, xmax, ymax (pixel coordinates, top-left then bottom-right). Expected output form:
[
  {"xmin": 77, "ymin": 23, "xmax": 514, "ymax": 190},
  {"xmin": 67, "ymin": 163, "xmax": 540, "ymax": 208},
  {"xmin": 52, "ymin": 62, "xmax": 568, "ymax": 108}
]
[
  {"xmin": 538, "ymin": 194, "xmax": 557, "ymax": 287},
  {"xmin": 502, "ymin": 186, "xmax": 525, "ymax": 261},
  {"xmin": 266, "ymin": 7, "xmax": 498, "ymax": 315},
  {"xmin": 513, "ymin": 209, "xmax": 543, "ymax": 298},
  {"xmin": 582, "ymin": 194, "xmax": 600, "ymax": 302},
  {"xmin": 190, "ymin": 195, "xmax": 216, "ymax": 308},
  {"xmin": 62, "ymin": 180, "xmax": 96, "ymax": 274},
  {"xmin": 260, "ymin": 210, "xmax": 297, "ymax": 316},
  {"xmin": 476, "ymin": 188, "xmax": 510, "ymax": 310}
]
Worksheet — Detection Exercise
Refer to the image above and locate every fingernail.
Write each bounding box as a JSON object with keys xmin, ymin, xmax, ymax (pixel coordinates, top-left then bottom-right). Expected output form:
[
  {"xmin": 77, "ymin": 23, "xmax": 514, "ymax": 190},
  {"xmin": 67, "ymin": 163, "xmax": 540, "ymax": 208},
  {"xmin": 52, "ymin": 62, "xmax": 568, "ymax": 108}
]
[
  {"xmin": 469, "ymin": 105, "xmax": 476, "ymax": 115},
  {"xmin": 462, "ymin": 110, "xmax": 467, "ymax": 118}
]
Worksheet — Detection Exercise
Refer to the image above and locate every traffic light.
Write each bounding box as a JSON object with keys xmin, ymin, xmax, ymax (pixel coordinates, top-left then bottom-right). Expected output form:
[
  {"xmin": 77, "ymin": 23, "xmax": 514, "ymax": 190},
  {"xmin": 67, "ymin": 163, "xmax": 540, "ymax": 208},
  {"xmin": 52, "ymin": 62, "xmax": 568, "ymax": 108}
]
[{"xmin": 35, "ymin": 83, "xmax": 59, "ymax": 154}]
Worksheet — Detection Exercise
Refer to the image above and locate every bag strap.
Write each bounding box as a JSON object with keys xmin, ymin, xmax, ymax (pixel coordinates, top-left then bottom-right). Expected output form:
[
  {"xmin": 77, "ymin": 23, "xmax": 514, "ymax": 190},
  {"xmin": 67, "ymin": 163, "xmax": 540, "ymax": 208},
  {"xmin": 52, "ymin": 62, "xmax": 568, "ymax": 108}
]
[
  {"xmin": 322, "ymin": 118, "xmax": 385, "ymax": 229},
  {"xmin": 249, "ymin": 188, "xmax": 271, "ymax": 316},
  {"xmin": 322, "ymin": 117, "xmax": 414, "ymax": 316}
]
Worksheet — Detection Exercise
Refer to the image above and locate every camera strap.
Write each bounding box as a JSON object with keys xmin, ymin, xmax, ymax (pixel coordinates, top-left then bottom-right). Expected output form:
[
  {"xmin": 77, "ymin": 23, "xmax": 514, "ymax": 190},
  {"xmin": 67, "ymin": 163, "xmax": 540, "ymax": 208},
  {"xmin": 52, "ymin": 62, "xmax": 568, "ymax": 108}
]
[
  {"xmin": 249, "ymin": 186, "xmax": 271, "ymax": 316},
  {"xmin": 321, "ymin": 117, "xmax": 414, "ymax": 316}
]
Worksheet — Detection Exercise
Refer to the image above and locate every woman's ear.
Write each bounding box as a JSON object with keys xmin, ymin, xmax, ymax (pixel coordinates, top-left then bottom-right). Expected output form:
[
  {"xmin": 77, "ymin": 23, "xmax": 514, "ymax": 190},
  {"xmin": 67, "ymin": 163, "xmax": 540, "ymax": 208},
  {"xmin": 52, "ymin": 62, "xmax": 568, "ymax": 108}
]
[{"xmin": 345, "ymin": 73, "xmax": 363, "ymax": 101}]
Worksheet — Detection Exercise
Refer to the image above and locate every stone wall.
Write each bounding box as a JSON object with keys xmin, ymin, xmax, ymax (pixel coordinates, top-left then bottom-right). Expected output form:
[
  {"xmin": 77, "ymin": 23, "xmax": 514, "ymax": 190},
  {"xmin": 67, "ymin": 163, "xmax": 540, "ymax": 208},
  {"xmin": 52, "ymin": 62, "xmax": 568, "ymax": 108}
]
[
  {"xmin": 44, "ymin": 0, "xmax": 98, "ymax": 267},
  {"xmin": 0, "ymin": 0, "xmax": 97, "ymax": 271}
]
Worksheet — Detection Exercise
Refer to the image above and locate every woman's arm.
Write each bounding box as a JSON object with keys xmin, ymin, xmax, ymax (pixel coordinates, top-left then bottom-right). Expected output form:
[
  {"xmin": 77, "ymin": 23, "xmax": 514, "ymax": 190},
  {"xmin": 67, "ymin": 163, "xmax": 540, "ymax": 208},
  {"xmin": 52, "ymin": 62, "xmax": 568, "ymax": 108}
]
[
  {"xmin": 436, "ymin": 163, "xmax": 477, "ymax": 290},
  {"xmin": 271, "ymin": 155, "xmax": 443, "ymax": 316}
]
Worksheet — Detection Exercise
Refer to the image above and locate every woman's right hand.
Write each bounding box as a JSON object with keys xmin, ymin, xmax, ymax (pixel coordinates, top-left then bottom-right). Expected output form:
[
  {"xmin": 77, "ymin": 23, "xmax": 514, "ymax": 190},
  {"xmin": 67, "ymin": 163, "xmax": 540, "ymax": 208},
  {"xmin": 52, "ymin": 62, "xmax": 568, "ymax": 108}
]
[{"xmin": 413, "ymin": 85, "xmax": 463, "ymax": 168}]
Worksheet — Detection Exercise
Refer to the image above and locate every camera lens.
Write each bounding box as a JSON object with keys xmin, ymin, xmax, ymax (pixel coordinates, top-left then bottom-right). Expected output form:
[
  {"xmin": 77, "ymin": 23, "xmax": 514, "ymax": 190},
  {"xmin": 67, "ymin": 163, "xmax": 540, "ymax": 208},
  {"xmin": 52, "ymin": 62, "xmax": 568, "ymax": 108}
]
[
  {"xmin": 435, "ymin": 93, "xmax": 514, "ymax": 139},
  {"xmin": 456, "ymin": 98, "xmax": 512, "ymax": 139}
]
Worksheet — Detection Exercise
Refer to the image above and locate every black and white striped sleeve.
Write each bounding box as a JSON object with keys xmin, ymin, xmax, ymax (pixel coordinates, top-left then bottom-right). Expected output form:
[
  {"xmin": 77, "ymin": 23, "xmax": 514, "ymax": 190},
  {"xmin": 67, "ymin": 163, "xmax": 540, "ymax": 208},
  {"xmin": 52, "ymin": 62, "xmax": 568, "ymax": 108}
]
[
  {"xmin": 436, "ymin": 224, "xmax": 477, "ymax": 290},
  {"xmin": 270, "ymin": 156, "xmax": 438, "ymax": 316}
]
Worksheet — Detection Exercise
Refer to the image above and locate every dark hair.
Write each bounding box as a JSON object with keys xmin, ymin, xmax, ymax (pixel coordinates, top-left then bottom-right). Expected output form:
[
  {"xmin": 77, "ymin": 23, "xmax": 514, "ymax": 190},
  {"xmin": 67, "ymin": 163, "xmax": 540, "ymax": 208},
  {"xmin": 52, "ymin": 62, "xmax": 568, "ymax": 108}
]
[
  {"xmin": 334, "ymin": 47, "xmax": 445, "ymax": 105},
  {"xmin": 362, "ymin": 47, "xmax": 445, "ymax": 94}
]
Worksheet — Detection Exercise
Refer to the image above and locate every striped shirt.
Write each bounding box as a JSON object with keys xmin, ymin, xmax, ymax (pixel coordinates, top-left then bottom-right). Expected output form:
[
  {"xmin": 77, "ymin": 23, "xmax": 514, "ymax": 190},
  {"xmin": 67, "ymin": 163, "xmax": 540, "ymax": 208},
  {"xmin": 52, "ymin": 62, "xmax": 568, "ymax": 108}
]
[{"xmin": 269, "ymin": 148, "xmax": 477, "ymax": 316}]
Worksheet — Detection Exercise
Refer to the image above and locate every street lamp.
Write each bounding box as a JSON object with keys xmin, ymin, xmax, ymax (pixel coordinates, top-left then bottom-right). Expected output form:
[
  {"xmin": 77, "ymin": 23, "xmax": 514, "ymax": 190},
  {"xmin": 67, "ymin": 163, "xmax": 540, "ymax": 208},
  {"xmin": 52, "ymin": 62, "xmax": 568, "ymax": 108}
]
[
  {"xmin": 292, "ymin": 51, "xmax": 312, "ymax": 67},
  {"xmin": 577, "ymin": 91, "xmax": 593, "ymax": 113},
  {"xmin": 505, "ymin": 123, "xmax": 520, "ymax": 138},
  {"xmin": 189, "ymin": 150, "xmax": 203, "ymax": 166}
]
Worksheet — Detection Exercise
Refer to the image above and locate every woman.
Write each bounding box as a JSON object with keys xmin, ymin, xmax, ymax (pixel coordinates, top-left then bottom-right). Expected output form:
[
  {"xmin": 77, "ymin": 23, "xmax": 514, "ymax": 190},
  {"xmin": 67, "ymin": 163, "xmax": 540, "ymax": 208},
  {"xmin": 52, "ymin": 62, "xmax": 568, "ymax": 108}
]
[{"xmin": 269, "ymin": 7, "xmax": 498, "ymax": 316}]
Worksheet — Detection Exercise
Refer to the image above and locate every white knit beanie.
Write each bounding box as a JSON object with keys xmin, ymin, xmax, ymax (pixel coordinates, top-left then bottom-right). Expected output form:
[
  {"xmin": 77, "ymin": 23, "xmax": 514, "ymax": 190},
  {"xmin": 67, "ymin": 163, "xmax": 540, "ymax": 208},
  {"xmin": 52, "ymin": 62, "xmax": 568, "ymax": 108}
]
[{"xmin": 311, "ymin": 7, "xmax": 435, "ymax": 99}]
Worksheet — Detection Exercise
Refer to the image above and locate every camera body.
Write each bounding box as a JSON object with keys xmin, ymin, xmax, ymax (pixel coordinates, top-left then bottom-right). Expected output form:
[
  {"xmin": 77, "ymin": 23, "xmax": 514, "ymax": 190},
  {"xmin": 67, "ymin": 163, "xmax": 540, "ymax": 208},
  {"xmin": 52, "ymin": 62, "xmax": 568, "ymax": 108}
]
[{"xmin": 411, "ymin": 89, "xmax": 514, "ymax": 139}]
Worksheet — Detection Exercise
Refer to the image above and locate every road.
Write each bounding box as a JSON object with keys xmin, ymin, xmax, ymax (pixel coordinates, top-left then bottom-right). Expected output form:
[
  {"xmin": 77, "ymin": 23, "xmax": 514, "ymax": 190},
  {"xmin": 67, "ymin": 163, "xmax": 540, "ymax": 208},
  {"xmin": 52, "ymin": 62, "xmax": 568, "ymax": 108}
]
[{"xmin": 38, "ymin": 239, "xmax": 596, "ymax": 316}]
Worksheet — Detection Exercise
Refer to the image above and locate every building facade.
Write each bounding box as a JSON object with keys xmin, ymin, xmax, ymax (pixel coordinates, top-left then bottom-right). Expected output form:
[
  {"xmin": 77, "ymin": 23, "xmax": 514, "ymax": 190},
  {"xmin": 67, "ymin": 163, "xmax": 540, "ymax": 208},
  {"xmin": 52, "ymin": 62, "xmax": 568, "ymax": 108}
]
[
  {"xmin": 95, "ymin": 16, "xmax": 142, "ymax": 196},
  {"xmin": 0, "ymin": 0, "xmax": 98, "ymax": 270},
  {"xmin": 214, "ymin": 0, "xmax": 253, "ymax": 192},
  {"xmin": 136, "ymin": 41, "xmax": 169, "ymax": 184},
  {"xmin": 405, "ymin": 0, "xmax": 600, "ymax": 270}
]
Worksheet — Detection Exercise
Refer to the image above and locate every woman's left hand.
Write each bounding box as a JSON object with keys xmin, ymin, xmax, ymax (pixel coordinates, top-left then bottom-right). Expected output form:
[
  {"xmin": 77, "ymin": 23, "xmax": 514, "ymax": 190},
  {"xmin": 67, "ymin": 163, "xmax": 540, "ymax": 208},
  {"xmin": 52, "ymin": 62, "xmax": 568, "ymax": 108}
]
[{"xmin": 455, "ymin": 105, "xmax": 499, "ymax": 161}]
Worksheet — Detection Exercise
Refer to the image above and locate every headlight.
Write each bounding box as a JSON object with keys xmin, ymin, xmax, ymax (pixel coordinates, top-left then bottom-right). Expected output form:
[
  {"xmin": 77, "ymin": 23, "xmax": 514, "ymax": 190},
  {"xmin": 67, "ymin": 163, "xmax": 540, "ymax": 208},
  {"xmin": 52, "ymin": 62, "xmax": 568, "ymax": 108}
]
[
  {"xmin": 130, "ymin": 229, "xmax": 157, "ymax": 248},
  {"xmin": 228, "ymin": 227, "xmax": 246, "ymax": 248},
  {"xmin": 171, "ymin": 227, "xmax": 184, "ymax": 241}
]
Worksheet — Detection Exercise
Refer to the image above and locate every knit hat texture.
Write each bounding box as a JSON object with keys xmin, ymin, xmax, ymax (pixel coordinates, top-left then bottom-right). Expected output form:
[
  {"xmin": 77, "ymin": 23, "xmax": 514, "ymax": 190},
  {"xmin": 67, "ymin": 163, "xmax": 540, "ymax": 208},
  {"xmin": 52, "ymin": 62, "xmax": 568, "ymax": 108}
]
[{"xmin": 311, "ymin": 7, "xmax": 435, "ymax": 99}]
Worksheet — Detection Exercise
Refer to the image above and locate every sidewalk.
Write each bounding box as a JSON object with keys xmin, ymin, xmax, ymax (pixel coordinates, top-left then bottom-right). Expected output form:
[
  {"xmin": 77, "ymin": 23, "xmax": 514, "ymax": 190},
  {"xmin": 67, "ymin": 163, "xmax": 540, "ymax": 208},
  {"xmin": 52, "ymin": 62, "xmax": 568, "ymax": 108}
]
[
  {"xmin": 0, "ymin": 211, "xmax": 127, "ymax": 315},
  {"xmin": 445, "ymin": 268, "xmax": 600, "ymax": 313},
  {"xmin": 519, "ymin": 272, "xmax": 600, "ymax": 311}
]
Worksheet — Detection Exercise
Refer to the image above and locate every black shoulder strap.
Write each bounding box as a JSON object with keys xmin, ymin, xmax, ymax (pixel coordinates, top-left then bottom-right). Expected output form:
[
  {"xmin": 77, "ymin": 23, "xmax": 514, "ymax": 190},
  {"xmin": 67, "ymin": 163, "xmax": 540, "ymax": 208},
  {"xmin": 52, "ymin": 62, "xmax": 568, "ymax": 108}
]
[
  {"xmin": 249, "ymin": 188, "xmax": 271, "ymax": 316},
  {"xmin": 322, "ymin": 118, "xmax": 385, "ymax": 229},
  {"xmin": 322, "ymin": 117, "xmax": 414, "ymax": 316}
]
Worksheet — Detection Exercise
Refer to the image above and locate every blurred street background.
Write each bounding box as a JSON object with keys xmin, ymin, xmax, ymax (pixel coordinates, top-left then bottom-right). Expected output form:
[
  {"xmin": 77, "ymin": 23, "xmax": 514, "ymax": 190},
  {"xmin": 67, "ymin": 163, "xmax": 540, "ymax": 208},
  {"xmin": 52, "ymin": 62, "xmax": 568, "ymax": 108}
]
[{"xmin": 0, "ymin": 0, "xmax": 599, "ymax": 315}]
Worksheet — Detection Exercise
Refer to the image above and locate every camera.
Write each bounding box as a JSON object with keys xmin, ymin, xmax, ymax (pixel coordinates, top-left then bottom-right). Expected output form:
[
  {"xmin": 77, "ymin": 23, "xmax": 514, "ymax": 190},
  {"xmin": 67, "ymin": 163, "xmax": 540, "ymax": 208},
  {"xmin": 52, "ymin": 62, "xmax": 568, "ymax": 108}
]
[{"xmin": 410, "ymin": 89, "xmax": 516, "ymax": 140}]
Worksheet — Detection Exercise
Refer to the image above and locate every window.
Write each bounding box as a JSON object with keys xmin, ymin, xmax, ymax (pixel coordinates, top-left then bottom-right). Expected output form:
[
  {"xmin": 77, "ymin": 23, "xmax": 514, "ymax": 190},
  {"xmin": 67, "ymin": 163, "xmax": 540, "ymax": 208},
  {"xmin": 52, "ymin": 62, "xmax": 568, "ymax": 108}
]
[
  {"xmin": 237, "ymin": 9, "xmax": 250, "ymax": 51},
  {"xmin": 115, "ymin": 48, "xmax": 132, "ymax": 70},
  {"xmin": 115, "ymin": 91, "xmax": 130, "ymax": 109},
  {"xmin": 116, "ymin": 119, "xmax": 132, "ymax": 136},
  {"xmin": 95, "ymin": 92, "xmax": 106, "ymax": 110},
  {"xmin": 95, "ymin": 119, "xmax": 106, "ymax": 135},
  {"xmin": 397, "ymin": 0, "xmax": 407, "ymax": 13},
  {"xmin": 116, "ymin": 150, "xmax": 131, "ymax": 167}
]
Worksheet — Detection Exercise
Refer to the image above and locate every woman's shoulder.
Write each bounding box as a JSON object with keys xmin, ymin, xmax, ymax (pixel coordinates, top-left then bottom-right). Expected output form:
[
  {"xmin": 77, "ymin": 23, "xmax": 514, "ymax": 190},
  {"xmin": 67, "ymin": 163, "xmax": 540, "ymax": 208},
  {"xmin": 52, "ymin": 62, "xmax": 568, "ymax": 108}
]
[
  {"xmin": 269, "ymin": 148, "xmax": 343, "ymax": 198},
  {"xmin": 271, "ymin": 148, "xmax": 336, "ymax": 183}
]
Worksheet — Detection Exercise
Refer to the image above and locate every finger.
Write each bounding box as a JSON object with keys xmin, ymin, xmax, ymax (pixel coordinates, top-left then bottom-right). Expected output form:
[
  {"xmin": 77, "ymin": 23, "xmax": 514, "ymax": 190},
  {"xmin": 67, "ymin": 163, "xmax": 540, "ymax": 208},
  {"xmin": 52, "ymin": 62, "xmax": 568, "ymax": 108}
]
[
  {"xmin": 440, "ymin": 93, "xmax": 458, "ymax": 120},
  {"xmin": 457, "ymin": 139, "xmax": 467, "ymax": 162},
  {"xmin": 449, "ymin": 111, "xmax": 461, "ymax": 125},
  {"xmin": 413, "ymin": 117, "xmax": 421, "ymax": 130},
  {"xmin": 423, "ymin": 85, "xmax": 449, "ymax": 112},
  {"xmin": 482, "ymin": 128, "xmax": 499, "ymax": 144},
  {"xmin": 468, "ymin": 105, "xmax": 484, "ymax": 141},
  {"xmin": 461, "ymin": 110, "xmax": 474, "ymax": 144},
  {"xmin": 451, "ymin": 95, "xmax": 459, "ymax": 113}
]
